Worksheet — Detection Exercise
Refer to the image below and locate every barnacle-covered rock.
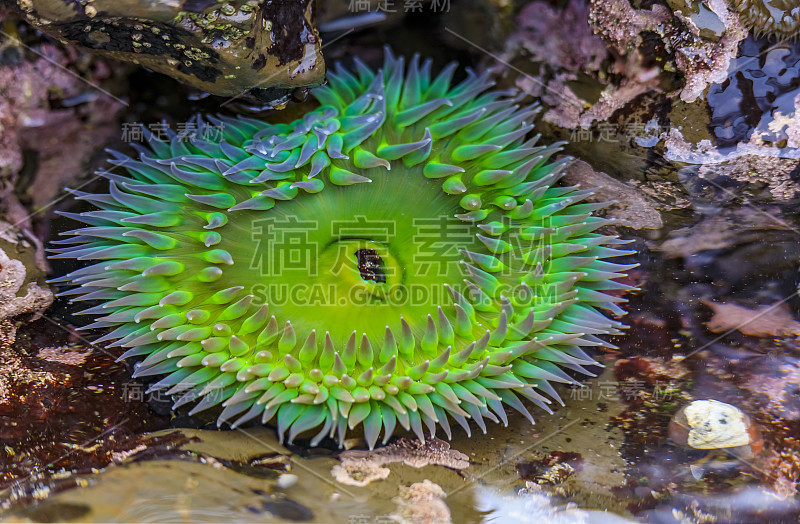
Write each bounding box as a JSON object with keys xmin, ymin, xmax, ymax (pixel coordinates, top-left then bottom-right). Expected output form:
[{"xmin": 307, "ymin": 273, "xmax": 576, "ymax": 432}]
[
  {"xmin": 10, "ymin": 0, "xmax": 324, "ymax": 103},
  {"xmin": 498, "ymin": 0, "xmax": 800, "ymax": 206},
  {"xmin": 663, "ymin": 34, "xmax": 800, "ymax": 202},
  {"xmin": 589, "ymin": 0, "xmax": 748, "ymax": 105},
  {"xmin": 669, "ymin": 0, "xmax": 800, "ymax": 41},
  {"xmin": 51, "ymin": 50, "xmax": 635, "ymax": 449},
  {"xmin": 495, "ymin": 1, "xmax": 675, "ymax": 190}
]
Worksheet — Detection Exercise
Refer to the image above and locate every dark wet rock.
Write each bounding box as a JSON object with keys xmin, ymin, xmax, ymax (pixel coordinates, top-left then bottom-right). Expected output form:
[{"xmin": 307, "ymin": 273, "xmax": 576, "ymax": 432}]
[
  {"xmin": 109, "ymin": 432, "xmax": 199, "ymax": 465},
  {"xmin": 4, "ymin": 427, "xmax": 377, "ymax": 521},
  {"xmin": 250, "ymin": 497, "xmax": 314, "ymax": 521},
  {"xmin": 1, "ymin": 431, "xmax": 189, "ymax": 510},
  {"xmin": 108, "ymin": 431, "xmax": 292, "ymax": 481},
  {"xmin": 3, "ymin": 426, "xmax": 311, "ymax": 512},
  {"xmin": 226, "ymin": 452, "xmax": 292, "ymax": 479},
  {"xmin": 440, "ymin": 0, "xmax": 515, "ymax": 53},
  {"xmin": 9, "ymin": 0, "xmax": 325, "ymax": 103},
  {"xmin": 247, "ymin": 452, "xmax": 292, "ymax": 472},
  {"xmin": 22, "ymin": 501, "xmax": 91, "ymax": 522}
]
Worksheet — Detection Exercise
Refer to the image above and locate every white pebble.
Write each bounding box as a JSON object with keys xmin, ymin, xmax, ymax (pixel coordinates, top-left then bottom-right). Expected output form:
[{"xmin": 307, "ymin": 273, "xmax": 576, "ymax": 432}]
[
  {"xmin": 277, "ymin": 473, "xmax": 299, "ymax": 489},
  {"xmin": 684, "ymin": 399, "xmax": 750, "ymax": 449}
]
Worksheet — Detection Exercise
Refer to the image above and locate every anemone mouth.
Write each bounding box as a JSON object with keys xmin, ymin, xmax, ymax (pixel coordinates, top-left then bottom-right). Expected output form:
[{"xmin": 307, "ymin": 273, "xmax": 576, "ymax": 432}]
[
  {"xmin": 353, "ymin": 247, "xmax": 390, "ymax": 284},
  {"xmin": 232, "ymin": 161, "xmax": 484, "ymax": 348},
  {"xmin": 49, "ymin": 49, "xmax": 635, "ymax": 449}
]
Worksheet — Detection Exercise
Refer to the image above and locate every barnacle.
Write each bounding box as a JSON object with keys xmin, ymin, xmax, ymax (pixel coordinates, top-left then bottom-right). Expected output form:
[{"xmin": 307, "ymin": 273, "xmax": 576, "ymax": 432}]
[{"xmin": 50, "ymin": 50, "xmax": 635, "ymax": 449}]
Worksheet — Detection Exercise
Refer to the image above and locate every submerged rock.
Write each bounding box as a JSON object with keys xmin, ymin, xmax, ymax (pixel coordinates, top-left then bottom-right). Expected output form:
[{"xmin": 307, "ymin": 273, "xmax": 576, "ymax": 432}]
[
  {"xmin": 560, "ymin": 159, "xmax": 664, "ymax": 230},
  {"xmin": 703, "ymin": 300, "xmax": 800, "ymax": 339},
  {"xmin": 390, "ymin": 479, "xmax": 451, "ymax": 524},
  {"xmin": 332, "ymin": 437, "xmax": 470, "ymax": 487}
]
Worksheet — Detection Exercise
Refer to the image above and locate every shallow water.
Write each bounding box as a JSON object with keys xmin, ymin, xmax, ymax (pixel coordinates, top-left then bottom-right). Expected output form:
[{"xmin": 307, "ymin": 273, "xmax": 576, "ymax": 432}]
[{"xmin": 3, "ymin": 1, "xmax": 800, "ymax": 523}]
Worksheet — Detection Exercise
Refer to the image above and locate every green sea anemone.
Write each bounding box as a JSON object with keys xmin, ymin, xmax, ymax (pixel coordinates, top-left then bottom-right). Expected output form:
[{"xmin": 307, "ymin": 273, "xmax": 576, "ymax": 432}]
[
  {"xmin": 50, "ymin": 49, "xmax": 635, "ymax": 449},
  {"xmin": 734, "ymin": 0, "xmax": 800, "ymax": 39}
]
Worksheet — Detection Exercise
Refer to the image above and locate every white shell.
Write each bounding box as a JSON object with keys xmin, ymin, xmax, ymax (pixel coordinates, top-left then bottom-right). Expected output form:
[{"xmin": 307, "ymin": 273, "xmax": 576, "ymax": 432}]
[{"xmin": 684, "ymin": 400, "xmax": 750, "ymax": 449}]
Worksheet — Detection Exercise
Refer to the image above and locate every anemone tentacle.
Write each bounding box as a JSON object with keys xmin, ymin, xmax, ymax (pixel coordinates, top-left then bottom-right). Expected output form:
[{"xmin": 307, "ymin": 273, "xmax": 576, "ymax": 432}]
[
  {"xmin": 734, "ymin": 0, "xmax": 800, "ymax": 39},
  {"xmin": 51, "ymin": 49, "xmax": 635, "ymax": 449}
]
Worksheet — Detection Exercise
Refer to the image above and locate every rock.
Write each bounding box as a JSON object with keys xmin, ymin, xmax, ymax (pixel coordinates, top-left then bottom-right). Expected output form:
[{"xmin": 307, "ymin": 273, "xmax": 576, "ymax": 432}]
[
  {"xmin": 0, "ymin": 332, "xmax": 170, "ymax": 496},
  {"xmin": 561, "ymin": 159, "xmax": 663, "ymax": 230},
  {"xmin": 653, "ymin": 208, "xmax": 795, "ymax": 259},
  {"xmin": 703, "ymin": 300, "xmax": 800, "ymax": 339},
  {"xmin": 0, "ymin": 221, "xmax": 52, "ymax": 322},
  {"xmin": 668, "ymin": 399, "xmax": 763, "ymax": 454},
  {"xmin": 516, "ymin": 451, "xmax": 584, "ymax": 486},
  {"xmin": 9, "ymin": 0, "xmax": 325, "ymax": 103},
  {"xmin": 277, "ymin": 473, "xmax": 299, "ymax": 489},
  {"xmin": 589, "ymin": 0, "xmax": 747, "ymax": 104},
  {"xmin": 666, "ymin": 130, "xmax": 800, "ymax": 202},
  {"xmin": 331, "ymin": 437, "xmax": 469, "ymax": 486},
  {"xmin": 390, "ymin": 479, "xmax": 451, "ymax": 524},
  {"xmin": 330, "ymin": 461, "xmax": 390, "ymax": 487},
  {"xmin": 501, "ymin": 0, "xmax": 663, "ymax": 132},
  {"xmin": 0, "ymin": 37, "xmax": 122, "ymax": 220}
]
